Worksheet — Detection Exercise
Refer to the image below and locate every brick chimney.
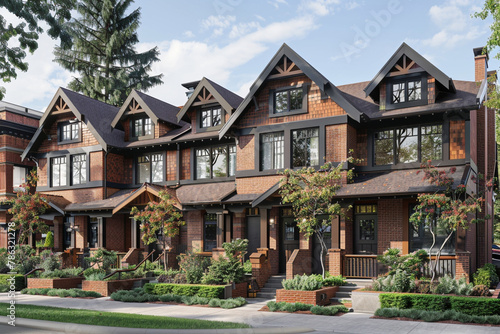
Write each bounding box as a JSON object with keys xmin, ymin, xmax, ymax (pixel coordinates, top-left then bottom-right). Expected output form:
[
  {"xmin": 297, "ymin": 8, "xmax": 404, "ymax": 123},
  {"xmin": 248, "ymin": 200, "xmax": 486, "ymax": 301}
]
[{"xmin": 473, "ymin": 46, "xmax": 488, "ymax": 82}]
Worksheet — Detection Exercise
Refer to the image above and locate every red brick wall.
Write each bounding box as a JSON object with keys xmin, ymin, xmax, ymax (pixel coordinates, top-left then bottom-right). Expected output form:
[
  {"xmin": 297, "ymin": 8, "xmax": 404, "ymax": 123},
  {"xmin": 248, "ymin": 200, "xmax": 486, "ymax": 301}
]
[
  {"xmin": 82, "ymin": 279, "xmax": 138, "ymax": 297},
  {"xmin": 74, "ymin": 216, "xmax": 87, "ymax": 249},
  {"xmin": 38, "ymin": 116, "xmax": 99, "ymax": 153},
  {"xmin": 236, "ymin": 175, "xmax": 281, "ymax": 194},
  {"xmin": 0, "ymin": 111, "xmax": 39, "ymax": 127},
  {"xmin": 377, "ymin": 199, "xmax": 404, "ymax": 254},
  {"xmin": 166, "ymin": 150, "xmax": 176, "ymax": 181},
  {"xmin": 186, "ymin": 211, "xmax": 202, "ymax": 251},
  {"xmin": 341, "ymin": 208, "xmax": 353, "ymax": 253},
  {"xmin": 236, "ymin": 75, "xmax": 346, "ymax": 129},
  {"xmin": 232, "ymin": 282, "xmax": 248, "ymax": 298},
  {"xmin": 276, "ymin": 286, "xmax": 338, "ymax": 306},
  {"xmin": 181, "ymin": 149, "xmax": 190, "ymax": 180},
  {"xmin": 106, "ymin": 214, "xmax": 127, "ymax": 252},
  {"xmin": 237, "ymin": 135, "xmax": 254, "ymax": 171},
  {"xmin": 286, "ymin": 249, "xmax": 312, "ymax": 279},
  {"xmin": 27, "ymin": 277, "xmax": 83, "ymax": 289},
  {"xmin": 449, "ymin": 120, "xmax": 466, "ymax": 160},
  {"xmin": 475, "ymin": 55, "xmax": 487, "ymax": 82},
  {"xmin": 233, "ymin": 212, "xmax": 245, "ymax": 240}
]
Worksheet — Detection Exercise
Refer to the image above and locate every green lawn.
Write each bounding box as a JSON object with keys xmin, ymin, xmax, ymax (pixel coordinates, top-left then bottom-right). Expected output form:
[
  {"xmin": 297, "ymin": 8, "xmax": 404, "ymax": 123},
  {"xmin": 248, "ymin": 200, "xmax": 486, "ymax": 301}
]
[{"xmin": 0, "ymin": 303, "xmax": 250, "ymax": 330}]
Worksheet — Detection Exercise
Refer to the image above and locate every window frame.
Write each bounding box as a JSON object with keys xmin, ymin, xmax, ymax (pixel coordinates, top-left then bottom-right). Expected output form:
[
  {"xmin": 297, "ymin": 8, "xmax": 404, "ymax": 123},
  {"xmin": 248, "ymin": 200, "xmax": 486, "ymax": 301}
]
[
  {"xmin": 269, "ymin": 84, "xmax": 309, "ymax": 117},
  {"xmin": 58, "ymin": 120, "xmax": 81, "ymax": 144},
  {"xmin": 291, "ymin": 127, "xmax": 320, "ymax": 168},
  {"xmin": 135, "ymin": 152, "xmax": 165, "ymax": 184},
  {"xmin": 373, "ymin": 123, "xmax": 443, "ymax": 166},
  {"xmin": 71, "ymin": 154, "xmax": 87, "ymax": 186},
  {"xmin": 194, "ymin": 144, "xmax": 236, "ymax": 180},
  {"xmin": 386, "ymin": 74, "xmax": 428, "ymax": 110},
  {"xmin": 260, "ymin": 131, "xmax": 285, "ymax": 171},
  {"xmin": 129, "ymin": 115, "xmax": 154, "ymax": 141},
  {"xmin": 203, "ymin": 213, "xmax": 217, "ymax": 252},
  {"xmin": 50, "ymin": 156, "xmax": 67, "ymax": 187},
  {"xmin": 12, "ymin": 165, "xmax": 28, "ymax": 191},
  {"xmin": 198, "ymin": 105, "xmax": 223, "ymax": 131}
]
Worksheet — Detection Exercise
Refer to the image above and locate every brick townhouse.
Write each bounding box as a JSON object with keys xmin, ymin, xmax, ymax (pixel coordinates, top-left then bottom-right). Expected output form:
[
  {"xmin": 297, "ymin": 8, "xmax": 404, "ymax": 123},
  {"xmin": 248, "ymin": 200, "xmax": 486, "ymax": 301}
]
[
  {"xmin": 17, "ymin": 42, "xmax": 496, "ymax": 282},
  {"xmin": 0, "ymin": 102, "xmax": 42, "ymax": 249}
]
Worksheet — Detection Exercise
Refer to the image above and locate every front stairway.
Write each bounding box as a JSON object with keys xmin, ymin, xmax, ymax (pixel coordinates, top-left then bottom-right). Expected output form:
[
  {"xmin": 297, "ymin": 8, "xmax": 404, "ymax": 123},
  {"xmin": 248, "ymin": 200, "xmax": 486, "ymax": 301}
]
[
  {"xmin": 330, "ymin": 278, "xmax": 372, "ymax": 304},
  {"xmin": 256, "ymin": 274, "xmax": 285, "ymax": 299}
]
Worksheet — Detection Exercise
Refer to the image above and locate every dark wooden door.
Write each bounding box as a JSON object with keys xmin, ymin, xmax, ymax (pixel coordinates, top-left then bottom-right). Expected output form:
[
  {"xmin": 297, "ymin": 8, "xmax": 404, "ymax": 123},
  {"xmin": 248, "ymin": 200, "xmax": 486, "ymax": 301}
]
[
  {"xmin": 247, "ymin": 216, "xmax": 260, "ymax": 260},
  {"xmin": 354, "ymin": 215, "xmax": 377, "ymax": 254},
  {"xmin": 279, "ymin": 216, "xmax": 299, "ymax": 273}
]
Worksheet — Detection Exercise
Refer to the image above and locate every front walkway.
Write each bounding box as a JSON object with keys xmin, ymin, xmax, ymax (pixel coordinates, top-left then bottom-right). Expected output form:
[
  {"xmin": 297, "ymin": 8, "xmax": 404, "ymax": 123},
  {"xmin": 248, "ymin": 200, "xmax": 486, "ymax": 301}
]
[{"xmin": 1, "ymin": 293, "xmax": 499, "ymax": 333}]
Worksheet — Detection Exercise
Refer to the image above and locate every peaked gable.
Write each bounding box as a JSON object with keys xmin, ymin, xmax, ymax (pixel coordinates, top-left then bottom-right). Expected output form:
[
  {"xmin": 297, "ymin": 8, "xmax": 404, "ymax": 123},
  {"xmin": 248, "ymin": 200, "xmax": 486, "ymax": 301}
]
[
  {"xmin": 177, "ymin": 77, "xmax": 243, "ymax": 123},
  {"xmin": 219, "ymin": 43, "xmax": 362, "ymax": 139},
  {"xmin": 22, "ymin": 88, "xmax": 122, "ymax": 160},
  {"xmin": 111, "ymin": 89, "xmax": 182, "ymax": 128},
  {"xmin": 364, "ymin": 43, "xmax": 456, "ymax": 102}
]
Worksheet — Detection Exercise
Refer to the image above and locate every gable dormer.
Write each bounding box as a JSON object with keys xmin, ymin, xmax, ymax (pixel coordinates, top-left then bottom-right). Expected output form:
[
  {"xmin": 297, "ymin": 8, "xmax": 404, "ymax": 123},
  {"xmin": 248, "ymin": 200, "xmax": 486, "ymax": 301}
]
[
  {"xmin": 177, "ymin": 78, "xmax": 243, "ymax": 133},
  {"xmin": 111, "ymin": 89, "xmax": 182, "ymax": 141},
  {"xmin": 364, "ymin": 43, "xmax": 456, "ymax": 112}
]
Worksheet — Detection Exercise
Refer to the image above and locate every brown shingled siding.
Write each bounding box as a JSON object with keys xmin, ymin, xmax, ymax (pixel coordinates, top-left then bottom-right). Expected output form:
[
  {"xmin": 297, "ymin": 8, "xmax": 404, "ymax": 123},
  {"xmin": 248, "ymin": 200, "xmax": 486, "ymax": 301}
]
[
  {"xmin": 181, "ymin": 149, "xmax": 190, "ymax": 180},
  {"xmin": 449, "ymin": 120, "xmax": 466, "ymax": 160},
  {"xmin": 155, "ymin": 121, "xmax": 174, "ymax": 138},
  {"xmin": 167, "ymin": 150, "xmax": 176, "ymax": 181},
  {"xmin": 90, "ymin": 151, "xmax": 104, "ymax": 181},
  {"xmin": 237, "ymin": 135, "xmax": 254, "ymax": 171},
  {"xmin": 106, "ymin": 153, "xmax": 124, "ymax": 184},
  {"xmin": 38, "ymin": 158, "xmax": 48, "ymax": 187},
  {"xmin": 236, "ymin": 75, "xmax": 345, "ymax": 129},
  {"xmin": 427, "ymin": 76, "xmax": 436, "ymax": 104}
]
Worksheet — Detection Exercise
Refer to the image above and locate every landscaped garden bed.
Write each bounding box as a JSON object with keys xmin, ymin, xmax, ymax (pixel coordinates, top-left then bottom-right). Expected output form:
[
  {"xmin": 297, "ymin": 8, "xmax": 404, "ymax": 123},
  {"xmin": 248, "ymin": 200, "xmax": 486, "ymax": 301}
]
[
  {"xmin": 28, "ymin": 276, "xmax": 84, "ymax": 289},
  {"xmin": 262, "ymin": 301, "xmax": 349, "ymax": 316},
  {"xmin": 21, "ymin": 288, "xmax": 101, "ymax": 298},
  {"xmin": 82, "ymin": 278, "xmax": 140, "ymax": 297},
  {"xmin": 275, "ymin": 273, "xmax": 346, "ymax": 306}
]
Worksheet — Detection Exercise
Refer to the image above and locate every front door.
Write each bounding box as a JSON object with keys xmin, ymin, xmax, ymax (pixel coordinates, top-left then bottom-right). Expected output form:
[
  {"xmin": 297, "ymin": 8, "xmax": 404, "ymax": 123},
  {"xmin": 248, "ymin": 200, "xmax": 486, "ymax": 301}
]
[
  {"xmin": 247, "ymin": 216, "xmax": 260, "ymax": 260},
  {"xmin": 279, "ymin": 208, "xmax": 299, "ymax": 273},
  {"xmin": 354, "ymin": 215, "xmax": 377, "ymax": 254}
]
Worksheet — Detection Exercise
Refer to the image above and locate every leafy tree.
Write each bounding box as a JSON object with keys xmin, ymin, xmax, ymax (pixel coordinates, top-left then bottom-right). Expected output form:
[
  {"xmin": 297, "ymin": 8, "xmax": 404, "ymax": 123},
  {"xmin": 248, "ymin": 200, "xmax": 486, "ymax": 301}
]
[
  {"xmin": 279, "ymin": 159, "xmax": 355, "ymax": 278},
  {"xmin": 53, "ymin": 0, "xmax": 163, "ymax": 106},
  {"xmin": 8, "ymin": 170, "xmax": 50, "ymax": 244},
  {"xmin": 409, "ymin": 161, "xmax": 489, "ymax": 284},
  {"xmin": 0, "ymin": 0, "xmax": 75, "ymax": 99},
  {"xmin": 131, "ymin": 190, "xmax": 184, "ymax": 272}
]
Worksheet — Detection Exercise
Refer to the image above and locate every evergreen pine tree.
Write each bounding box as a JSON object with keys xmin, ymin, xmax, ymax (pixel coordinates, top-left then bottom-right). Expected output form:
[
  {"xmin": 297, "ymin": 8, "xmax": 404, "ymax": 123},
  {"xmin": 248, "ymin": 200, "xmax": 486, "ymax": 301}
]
[{"xmin": 54, "ymin": 0, "xmax": 163, "ymax": 105}]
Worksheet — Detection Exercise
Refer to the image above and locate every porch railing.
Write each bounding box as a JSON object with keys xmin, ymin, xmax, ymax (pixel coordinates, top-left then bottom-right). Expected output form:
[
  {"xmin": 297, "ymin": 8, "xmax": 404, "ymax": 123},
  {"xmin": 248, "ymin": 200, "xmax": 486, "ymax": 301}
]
[
  {"xmin": 422, "ymin": 256, "xmax": 456, "ymax": 278},
  {"xmin": 344, "ymin": 254, "xmax": 379, "ymax": 278}
]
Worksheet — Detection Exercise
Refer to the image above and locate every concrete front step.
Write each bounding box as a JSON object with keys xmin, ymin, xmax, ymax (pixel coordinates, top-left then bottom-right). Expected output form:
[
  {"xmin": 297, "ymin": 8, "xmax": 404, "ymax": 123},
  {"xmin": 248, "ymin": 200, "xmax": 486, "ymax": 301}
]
[
  {"xmin": 335, "ymin": 291, "xmax": 354, "ymax": 299},
  {"xmin": 264, "ymin": 283, "xmax": 283, "ymax": 288},
  {"xmin": 256, "ymin": 292, "xmax": 276, "ymax": 299},
  {"xmin": 260, "ymin": 287, "xmax": 278, "ymax": 293}
]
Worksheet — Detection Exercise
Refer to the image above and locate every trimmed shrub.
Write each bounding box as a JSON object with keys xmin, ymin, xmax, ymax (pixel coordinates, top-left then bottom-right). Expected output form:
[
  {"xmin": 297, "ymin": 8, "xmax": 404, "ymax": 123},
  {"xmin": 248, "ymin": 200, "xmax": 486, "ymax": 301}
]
[
  {"xmin": 377, "ymin": 248, "xmax": 429, "ymax": 278},
  {"xmin": 433, "ymin": 275, "xmax": 473, "ymax": 296},
  {"xmin": 450, "ymin": 296, "xmax": 500, "ymax": 316},
  {"xmin": 409, "ymin": 294, "xmax": 450, "ymax": 311},
  {"xmin": 371, "ymin": 269, "xmax": 415, "ymax": 293},
  {"xmin": 470, "ymin": 284, "xmax": 491, "ymax": 297},
  {"xmin": 144, "ymin": 283, "xmax": 225, "ymax": 299},
  {"xmin": 375, "ymin": 307, "xmax": 500, "ymax": 325},
  {"xmin": 0, "ymin": 274, "xmax": 25, "ymax": 290},
  {"xmin": 22, "ymin": 288, "xmax": 101, "ymax": 298},
  {"xmin": 281, "ymin": 274, "xmax": 323, "ymax": 291},
  {"xmin": 379, "ymin": 293, "xmax": 412, "ymax": 309},
  {"xmin": 266, "ymin": 301, "xmax": 348, "ymax": 315},
  {"xmin": 177, "ymin": 251, "xmax": 211, "ymax": 284},
  {"xmin": 322, "ymin": 275, "xmax": 347, "ymax": 287},
  {"xmin": 473, "ymin": 263, "xmax": 499, "ymax": 288},
  {"xmin": 44, "ymin": 231, "xmax": 54, "ymax": 248},
  {"xmin": 39, "ymin": 268, "xmax": 82, "ymax": 279}
]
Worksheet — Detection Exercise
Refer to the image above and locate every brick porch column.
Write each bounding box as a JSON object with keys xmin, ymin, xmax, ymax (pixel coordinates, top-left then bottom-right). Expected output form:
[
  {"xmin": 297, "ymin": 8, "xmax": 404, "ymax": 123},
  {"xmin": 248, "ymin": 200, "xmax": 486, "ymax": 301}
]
[
  {"xmin": 53, "ymin": 216, "xmax": 63, "ymax": 251},
  {"xmin": 233, "ymin": 212, "xmax": 246, "ymax": 239},
  {"xmin": 455, "ymin": 251, "xmax": 471, "ymax": 282},
  {"xmin": 328, "ymin": 249, "xmax": 345, "ymax": 276}
]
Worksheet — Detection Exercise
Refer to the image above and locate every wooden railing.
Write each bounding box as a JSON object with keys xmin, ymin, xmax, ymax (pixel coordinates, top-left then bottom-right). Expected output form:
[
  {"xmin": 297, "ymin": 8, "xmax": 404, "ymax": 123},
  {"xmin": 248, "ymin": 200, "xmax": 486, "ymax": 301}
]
[
  {"xmin": 344, "ymin": 254, "xmax": 379, "ymax": 278},
  {"xmin": 421, "ymin": 256, "xmax": 456, "ymax": 278}
]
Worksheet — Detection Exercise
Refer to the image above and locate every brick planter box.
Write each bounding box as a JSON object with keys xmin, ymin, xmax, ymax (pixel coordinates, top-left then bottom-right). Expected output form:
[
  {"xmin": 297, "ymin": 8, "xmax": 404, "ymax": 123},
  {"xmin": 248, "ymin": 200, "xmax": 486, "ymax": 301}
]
[
  {"xmin": 82, "ymin": 279, "xmax": 139, "ymax": 297},
  {"xmin": 276, "ymin": 286, "xmax": 339, "ymax": 306},
  {"xmin": 27, "ymin": 277, "xmax": 84, "ymax": 289},
  {"xmin": 231, "ymin": 282, "xmax": 248, "ymax": 298}
]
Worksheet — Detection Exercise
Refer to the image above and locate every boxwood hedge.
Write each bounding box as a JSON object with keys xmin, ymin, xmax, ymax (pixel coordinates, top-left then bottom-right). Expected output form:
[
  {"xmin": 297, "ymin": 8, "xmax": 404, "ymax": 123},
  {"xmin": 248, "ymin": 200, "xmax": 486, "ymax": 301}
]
[{"xmin": 144, "ymin": 283, "xmax": 225, "ymax": 299}]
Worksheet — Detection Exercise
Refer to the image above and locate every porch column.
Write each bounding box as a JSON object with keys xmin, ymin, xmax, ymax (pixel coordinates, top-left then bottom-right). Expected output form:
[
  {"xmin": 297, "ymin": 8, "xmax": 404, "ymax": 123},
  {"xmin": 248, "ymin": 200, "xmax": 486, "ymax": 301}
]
[
  {"xmin": 259, "ymin": 208, "xmax": 268, "ymax": 249},
  {"xmin": 216, "ymin": 213, "xmax": 224, "ymax": 248},
  {"xmin": 224, "ymin": 215, "xmax": 231, "ymax": 243},
  {"xmin": 53, "ymin": 217, "xmax": 63, "ymax": 251},
  {"xmin": 97, "ymin": 217, "xmax": 104, "ymax": 248},
  {"xmin": 131, "ymin": 219, "xmax": 138, "ymax": 248},
  {"xmin": 331, "ymin": 216, "xmax": 340, "ymax": 249}
]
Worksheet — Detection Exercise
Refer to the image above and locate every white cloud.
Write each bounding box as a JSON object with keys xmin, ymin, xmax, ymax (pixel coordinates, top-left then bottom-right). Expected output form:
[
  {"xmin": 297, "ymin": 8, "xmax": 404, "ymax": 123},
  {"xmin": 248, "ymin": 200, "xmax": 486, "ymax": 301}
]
[
  {"xmin": 300, "ymin": 0, "xmax": 341, "ymax": 17},
  {"xmin": 268, "ymin": 0, "xmax": 288, "ymax": 9},
  {"xmin": 201, "ymin": 15, "xmax": 236, "ymax": 36},
  {"xmin": 229, "ymin": 21, "xmax": 261, "ymax": 39},
  {"xmin": 423, "ymin": 0, "xmax": 485, "ymax": 48},
  {"xmin": 142, "ymin": 15, "xmax": 318, "ymax": 106},
  {"xmin": 183, "ymin": 30, "xmax": 195, "ymax": 38}
]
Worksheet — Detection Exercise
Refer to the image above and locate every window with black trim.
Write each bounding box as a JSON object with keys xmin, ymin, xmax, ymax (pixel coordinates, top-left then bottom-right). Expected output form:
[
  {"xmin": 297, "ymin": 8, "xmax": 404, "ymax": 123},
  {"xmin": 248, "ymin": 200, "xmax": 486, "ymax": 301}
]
[
  {"xmin": 51, "ymin": 156, "xmax": 67, "ymax": 187},
  {"xmin": 387, "ymin": 75, "xmax": 427, "ymax": 108},
  {"xmin": 71, "ymin": 154, "xmax": 87, "ymax": 185},
  {"xmin": 292, "ymin": 128, "xmax": 319, "ymax": 167},
  {"xmin": 195, "ymin": 144, "xmax": 236, "ymax": 179},
  {"xmin": 59, "ymin": 121, "xmax": 80, "ymax": 142},
  {"xmin": 203, "ymin": 213, "xmax": 217, "ymax": 252},
  {"xmin": 136, "ymin": 153, "xmax": 164, "ymax": 184},
  {"xmin": 132, "ymin": 117, "xmax": 153, "ymax": 138},
  {"xmin": 275, "ymin": 88, "xmax": 302, "ymax": 113},
  {"xmin": 374, "ymin": 124, "xmax": 443, "ymax": 166},
  {"xmin": 13, "ymin": 166, "xmax": 27, "ymax": 191},
  {"xmin": 200, "ymin": 106, "xmax": 222, "ymax": 128},
  {"xmin": 261, "ymin": 132, "xmax": 284, "ymax": 170}
]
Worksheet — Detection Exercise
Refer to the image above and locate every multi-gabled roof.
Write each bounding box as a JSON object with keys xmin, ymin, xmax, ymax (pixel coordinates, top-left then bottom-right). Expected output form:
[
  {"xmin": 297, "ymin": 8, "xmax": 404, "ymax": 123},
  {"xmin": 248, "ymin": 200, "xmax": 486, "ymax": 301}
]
[
  {"xmin": 363, "ymin": 42, "xmax": 456, "ymax": 102},
  {"xmin": 111, "ymin": 89, "xmax": 183, "ymax": 128},
  {"xmin": 177, "ymin": 77, "xmax": 243, "ymax": 123},
  {"xmin": 219, "ymin": 43, "xmax": 363, "ymax": 138},
  {"xmin": 22, "ymin": 87, "xmax": 123, "ymax": 160}
]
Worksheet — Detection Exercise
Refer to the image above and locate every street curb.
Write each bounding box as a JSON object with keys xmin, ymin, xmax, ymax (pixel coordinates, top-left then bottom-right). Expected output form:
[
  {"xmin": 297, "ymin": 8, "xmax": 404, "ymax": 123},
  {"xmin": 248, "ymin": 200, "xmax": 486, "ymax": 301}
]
[{"xmin": 1, "ymin": 316, "xmax": 315, "ymax": 334}]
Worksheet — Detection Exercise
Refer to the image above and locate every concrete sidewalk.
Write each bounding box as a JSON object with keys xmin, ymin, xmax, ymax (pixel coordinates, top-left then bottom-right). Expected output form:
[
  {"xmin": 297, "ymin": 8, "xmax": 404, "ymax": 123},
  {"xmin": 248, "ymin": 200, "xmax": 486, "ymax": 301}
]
[{"xmin": 1, "ymin": 293, "xmax": 499, "ymax": 334}]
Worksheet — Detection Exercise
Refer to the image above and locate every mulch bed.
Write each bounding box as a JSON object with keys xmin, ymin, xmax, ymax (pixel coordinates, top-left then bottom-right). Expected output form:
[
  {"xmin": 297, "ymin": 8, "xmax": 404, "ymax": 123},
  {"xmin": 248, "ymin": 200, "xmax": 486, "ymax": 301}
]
[
  {"xmin": 258, "ymin": 305, "xmax": 346, "ymax": 316},
  {"xmin": 372, "ymin": 316, "xmax": 500, "ymax": 327}
]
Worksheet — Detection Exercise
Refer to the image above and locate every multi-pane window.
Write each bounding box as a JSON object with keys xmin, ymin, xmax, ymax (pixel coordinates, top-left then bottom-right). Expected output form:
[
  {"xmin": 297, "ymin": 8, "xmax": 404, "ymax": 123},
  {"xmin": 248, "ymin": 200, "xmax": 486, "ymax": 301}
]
[
  {"xmin": 374, "ymin": 125, "xmax": 443, "ymax": 165},
  {"xmin": 195, "ymin": 145, "xmax": 236, "ymax": 179},
  {"xmin": 60, "ymin": 122, "xmax": 79, "ymax": 142},
  {"xmin": 137, "ymin": 153, "xmax": 164, "ymax": 184},
  {"xmin": 51, "ymin": 157, "xmax": 67, "ymax": 187},
  {"xmin": 274, "ymin": 88, "xmax": 303, "ymax": 113},
  {"xmin": 13, "ymin": 166, "xmax": 27, "ymax": 191},
  {"xmin": 292, "ymin": 128, "xmax": 319, "ymax": 167},
  {"xmin": 133, "ymin": 118, "xmax": 153, "ymax": 137},
  {"xmin": 88, "ymin": 218, "xmax": 98, "ymax": 248},
  {"xmin": 203, "ymin": 213, "xmax": 217, "ymax": 252},
  {"xmin": 391, "ymin": 79, "xmax": 422, "ymax": 104},
  {"xmin": 200, "ymin": 107, "xmax": 222, "ymax": 128},
  {"xmin": 71, "ymin": 154, "xmax": 87, "ymax": 185},
  {"xmin": 261, "ymin": 132, "xmax": 284, "ymax": 170}
]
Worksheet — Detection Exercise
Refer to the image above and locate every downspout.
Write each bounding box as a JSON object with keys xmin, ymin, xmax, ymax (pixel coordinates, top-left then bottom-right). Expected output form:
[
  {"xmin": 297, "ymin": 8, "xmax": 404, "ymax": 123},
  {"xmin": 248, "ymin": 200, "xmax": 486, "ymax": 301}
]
[{"xmin": 104, "ymin": 150, "xmax": 109, "ymax": 200}]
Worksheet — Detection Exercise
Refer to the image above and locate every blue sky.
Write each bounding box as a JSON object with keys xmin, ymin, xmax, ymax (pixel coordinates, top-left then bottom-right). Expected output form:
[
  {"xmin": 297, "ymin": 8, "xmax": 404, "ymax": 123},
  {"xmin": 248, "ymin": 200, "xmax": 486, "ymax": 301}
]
[{"xmin": 1, "ymin": 0, "xmax": 498, "ymax": 111}]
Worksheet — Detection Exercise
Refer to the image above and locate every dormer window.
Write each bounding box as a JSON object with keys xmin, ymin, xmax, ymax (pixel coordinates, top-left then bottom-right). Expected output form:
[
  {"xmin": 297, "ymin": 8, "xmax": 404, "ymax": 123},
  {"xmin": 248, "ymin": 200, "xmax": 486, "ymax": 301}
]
[
  {"xmin": 133, "ymin": 117, "xmax": 153, "ymax": 137},
  {"xmin": 269, "ymin": 84, "xmax": 308, "ymax": 117},
  {"xmin": 59, "ymin": 121, "xmax": 80, "ymax": 143},
  {"xmin": 386, "ymin": 74, "xmax": 427, "ymax": 109},
  {"xmin": 200, "ymin": 106, "xmax": 222, "ymax": 128}
]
